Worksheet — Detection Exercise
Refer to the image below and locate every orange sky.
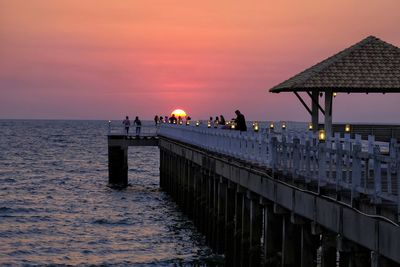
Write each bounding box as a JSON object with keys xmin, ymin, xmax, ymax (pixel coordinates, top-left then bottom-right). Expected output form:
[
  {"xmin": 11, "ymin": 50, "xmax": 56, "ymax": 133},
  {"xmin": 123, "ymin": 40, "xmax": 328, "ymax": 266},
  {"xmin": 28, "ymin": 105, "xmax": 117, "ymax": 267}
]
[{"xmin": 1, "ymin": 0, "xmax": 399, "ymax": 122}]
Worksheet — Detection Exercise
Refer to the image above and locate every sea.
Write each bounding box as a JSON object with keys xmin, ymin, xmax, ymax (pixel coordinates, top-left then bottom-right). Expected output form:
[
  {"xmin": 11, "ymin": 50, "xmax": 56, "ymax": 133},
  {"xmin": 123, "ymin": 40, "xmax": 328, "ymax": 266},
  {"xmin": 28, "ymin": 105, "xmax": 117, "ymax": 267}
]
[{"xmin": 0, "ymin": 120, "xmax": 222, "ymax": 266}]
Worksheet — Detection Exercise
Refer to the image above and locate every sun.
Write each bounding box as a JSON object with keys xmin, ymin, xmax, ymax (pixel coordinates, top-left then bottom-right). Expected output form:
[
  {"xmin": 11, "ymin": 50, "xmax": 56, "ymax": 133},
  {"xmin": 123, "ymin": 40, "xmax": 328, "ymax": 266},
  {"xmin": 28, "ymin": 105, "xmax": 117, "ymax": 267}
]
[{"xmin": 171, "ymin": 109, "xmax": 187, "ymax": 118}]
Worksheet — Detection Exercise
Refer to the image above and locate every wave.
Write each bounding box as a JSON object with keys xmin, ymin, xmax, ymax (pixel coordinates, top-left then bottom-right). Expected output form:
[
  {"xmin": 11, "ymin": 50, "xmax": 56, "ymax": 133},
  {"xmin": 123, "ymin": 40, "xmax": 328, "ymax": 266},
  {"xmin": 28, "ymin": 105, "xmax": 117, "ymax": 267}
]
[{"xmin": 92, "ymin": 218, "xmax": 132, "ymax": 226}]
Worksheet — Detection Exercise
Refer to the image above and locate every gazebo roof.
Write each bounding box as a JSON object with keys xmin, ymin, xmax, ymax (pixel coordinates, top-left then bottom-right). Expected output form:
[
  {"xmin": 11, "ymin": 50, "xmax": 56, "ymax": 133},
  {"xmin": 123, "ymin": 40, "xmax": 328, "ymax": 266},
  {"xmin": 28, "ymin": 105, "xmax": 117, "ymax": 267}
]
[{"xmin": 269, "ymin": 36, "xmax": 400, "ymax": 93}]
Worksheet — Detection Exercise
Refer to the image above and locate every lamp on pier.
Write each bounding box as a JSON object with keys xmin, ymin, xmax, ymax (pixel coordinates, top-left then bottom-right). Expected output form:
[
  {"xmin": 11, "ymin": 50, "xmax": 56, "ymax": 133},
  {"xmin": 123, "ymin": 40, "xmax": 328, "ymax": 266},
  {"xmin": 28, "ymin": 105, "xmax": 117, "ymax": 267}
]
[
  {"xmin": 345, "ymin": 124, "xmax": 351, "ymax": 133},
  {"xmin": 318, "ymin": 129, "xmax": 326, "ymax": 142},
  {"xmin": 269, "ymin": 123, "xmax": 274, "ymax": 130},
  {"xmin": 230, "ymin": 122, "xmax": 236, "ymax": 130},
  {"xmin": 179, "ymin": 120, "xmax": 183, "ymax": 125},
  {"xmin": 281, "ymin": 122, "xmax": 286, "ymax": 130},
  {"xmin": 333, "ymin": 92, "xmax": 337, "ymax": 97},
  {"xmin": 253, "ymin": 122, "xmax": 259, "ymax": 132},
  {"xmin": 186, "ymin": 120, "xmax": 190, "ymax": 126},
  {"xmin": 196, "ymin": 121, "xmax": 200, "ymax": 127},
  {"xmin": 207, "ymin": 120, "xmax": 211, "ymax": 128},
  {"xmin": 308, "ymin": 122, "xmax": 313, "ymax": 131}
]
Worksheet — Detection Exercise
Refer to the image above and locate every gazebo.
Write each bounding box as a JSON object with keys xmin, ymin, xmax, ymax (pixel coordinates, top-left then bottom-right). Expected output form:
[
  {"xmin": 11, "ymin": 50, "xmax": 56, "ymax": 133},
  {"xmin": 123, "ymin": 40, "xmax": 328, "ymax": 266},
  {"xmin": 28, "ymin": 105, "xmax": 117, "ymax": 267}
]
[{"xmin": 269, "ymin": 36, "xmax": 400, "ymax": 136}]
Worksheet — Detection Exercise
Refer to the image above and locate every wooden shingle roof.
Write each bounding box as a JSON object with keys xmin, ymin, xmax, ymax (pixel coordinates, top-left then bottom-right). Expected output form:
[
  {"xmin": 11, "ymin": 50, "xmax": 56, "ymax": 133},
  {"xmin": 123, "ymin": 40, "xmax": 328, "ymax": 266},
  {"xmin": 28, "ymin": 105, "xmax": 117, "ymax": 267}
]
[{"xmin": 269, "ymin": 36, "xmax": 400, "ymax": 93}]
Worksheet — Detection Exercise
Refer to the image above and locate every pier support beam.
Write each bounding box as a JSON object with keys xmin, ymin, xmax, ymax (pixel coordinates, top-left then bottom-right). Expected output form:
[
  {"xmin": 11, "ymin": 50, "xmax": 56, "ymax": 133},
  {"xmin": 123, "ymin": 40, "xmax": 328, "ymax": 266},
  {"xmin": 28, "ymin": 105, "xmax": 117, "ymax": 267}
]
[
  {"xmin": 234, "ymin": 186, "xmax": 244, "ymax": 265},
  {"xmin": 249, "ymin": 195, "xmax": 263, "ymax": 266},
  {"xmin": 321, "ymin": 233, "xmax": 337, "ymax": 267},
  {"xmin": 311, "ymin": 90, "xmax": 319, "ymax": 132},
  {"xmin": 282, "ymin": 214, "xmax": 301, "ymax": 267},
  {"xmin": 241, "ymin": 192, "xmax": 251, "ymax": 266},
  {"xmin": 225, "ymin": 182, "xmax": 236, "ymax": 266},
  {"xmin": 216, "ymin": 178, "xmax": 226, "ymax": 253},
  {"xmin": 108, "ymin": 144, "xmax": 128, "ymax": 186},
  {"xmin": 324, "ymin": 89, "xmax": 333, "ymax": 137},
  {"xmin": 301, "ymin": 223, "xmax": 319, "ymax": 267},
  {"xmin": 263, "ymin": 204, "xmax": 282, "ymax": 266}
]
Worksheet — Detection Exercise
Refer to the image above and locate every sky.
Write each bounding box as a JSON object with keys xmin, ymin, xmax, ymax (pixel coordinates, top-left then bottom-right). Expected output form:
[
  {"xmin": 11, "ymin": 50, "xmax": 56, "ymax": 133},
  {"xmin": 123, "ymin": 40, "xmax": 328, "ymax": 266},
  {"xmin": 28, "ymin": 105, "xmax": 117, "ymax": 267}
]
[{"xmin": 1, "ymin": 0, "xmax": 399, "ymax": 122}]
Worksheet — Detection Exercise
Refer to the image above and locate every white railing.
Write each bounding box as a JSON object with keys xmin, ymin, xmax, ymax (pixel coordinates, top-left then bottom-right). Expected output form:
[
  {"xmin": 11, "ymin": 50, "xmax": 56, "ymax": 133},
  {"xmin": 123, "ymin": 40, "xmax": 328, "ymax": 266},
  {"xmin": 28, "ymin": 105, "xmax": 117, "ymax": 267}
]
[{"xmin": 158, "ymin": 124, "xmax": 400, "ymax": 218}]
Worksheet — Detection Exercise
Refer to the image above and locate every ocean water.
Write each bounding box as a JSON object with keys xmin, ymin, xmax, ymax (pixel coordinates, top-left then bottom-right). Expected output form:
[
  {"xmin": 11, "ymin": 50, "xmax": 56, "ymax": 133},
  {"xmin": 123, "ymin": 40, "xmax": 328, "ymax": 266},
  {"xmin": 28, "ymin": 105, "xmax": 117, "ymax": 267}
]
[{"xmin": 0, "ymin": 120, "xmax": 221, "ymax": 266}]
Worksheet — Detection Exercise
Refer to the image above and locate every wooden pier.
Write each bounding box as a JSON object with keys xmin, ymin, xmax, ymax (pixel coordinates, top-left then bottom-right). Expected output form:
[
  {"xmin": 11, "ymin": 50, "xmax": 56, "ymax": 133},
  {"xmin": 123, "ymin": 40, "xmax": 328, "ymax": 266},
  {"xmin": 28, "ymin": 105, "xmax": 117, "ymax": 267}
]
[{"xmin": 108, "ymin": 124, "xmax": 400, "ymax": 266}]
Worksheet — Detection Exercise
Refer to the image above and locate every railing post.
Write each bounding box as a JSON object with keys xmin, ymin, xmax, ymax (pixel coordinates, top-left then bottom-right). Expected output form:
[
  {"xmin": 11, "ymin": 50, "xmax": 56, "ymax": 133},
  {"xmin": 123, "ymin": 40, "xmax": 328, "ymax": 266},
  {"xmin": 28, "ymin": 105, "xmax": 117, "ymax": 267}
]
[
  {"xmin": 305, "ymin": 140, "xmax": 311, "ymax": 183},
  {"xmin": 270, "ymin": 137, "xmax": 278, "ymax": 173},
  {"xmin": 368, "ymin": 135, "xmax": 375, "ymax": 154},
  {"xmin": 108, "ymin": 120, "xmax": 111, "ymax": 134},
  {"xmin": 373, "ymin": 145, "xmax": 382, "ymax": 204},
  {"xmin": 281, "ymin": 135, "xmax": 287, "ymax": 175},
  {"xmin": 335, "ymin": 141, "xmax": 343, "ymax": 191},
  {"xmin": 292, "ymin": 138, "xmax": 300, "ymax": 179},
  {"xmin": 351, "ymin": 144, "xmax": 362, "ymax": 206},
  {"xmin": 318, "ymin": 141, "xmax": 327, "ymax": 190}
]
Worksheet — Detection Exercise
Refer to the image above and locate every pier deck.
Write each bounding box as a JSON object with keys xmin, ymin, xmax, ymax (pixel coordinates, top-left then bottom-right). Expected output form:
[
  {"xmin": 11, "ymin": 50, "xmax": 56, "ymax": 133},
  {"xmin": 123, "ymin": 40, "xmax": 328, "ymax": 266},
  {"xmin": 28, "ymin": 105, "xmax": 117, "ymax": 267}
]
[{"xmin": 108, "ymin": 123, "xmax": 400, "ymax": 266}]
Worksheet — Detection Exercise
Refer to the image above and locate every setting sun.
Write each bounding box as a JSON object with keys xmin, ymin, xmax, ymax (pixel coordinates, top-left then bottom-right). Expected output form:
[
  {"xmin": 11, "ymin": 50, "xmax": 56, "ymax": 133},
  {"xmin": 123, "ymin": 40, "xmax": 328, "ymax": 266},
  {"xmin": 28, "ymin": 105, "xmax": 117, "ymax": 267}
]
[{"xmin": 171, "ymin": 109, "xmax": 187, "ymax": 118}]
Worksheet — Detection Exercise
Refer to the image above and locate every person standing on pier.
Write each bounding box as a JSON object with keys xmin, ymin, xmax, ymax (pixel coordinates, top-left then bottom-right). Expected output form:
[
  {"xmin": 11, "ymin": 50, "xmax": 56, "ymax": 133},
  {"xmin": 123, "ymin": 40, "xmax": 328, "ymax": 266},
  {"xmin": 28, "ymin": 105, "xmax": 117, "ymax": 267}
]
[
  {"xmin": 123, "ymin": 116, "xmax": 130, "ymax": 135},
  {"xmin": 134, "ymin": 116, "xmax": 142, "ymax": 136},
  {"xmin": 169, "ymin": 114, "xmax": 177, "ymax": 124},
  {"xmin": 219, "ymin": 115, "xmax": 226, "ymax": 125},
  {"xmin": 154, "ymin": 115, "xmax": 159, "ymax": 126},
  {"xmin": 235, "ymin": 110, "xmax": 247, "ymax": 132}
]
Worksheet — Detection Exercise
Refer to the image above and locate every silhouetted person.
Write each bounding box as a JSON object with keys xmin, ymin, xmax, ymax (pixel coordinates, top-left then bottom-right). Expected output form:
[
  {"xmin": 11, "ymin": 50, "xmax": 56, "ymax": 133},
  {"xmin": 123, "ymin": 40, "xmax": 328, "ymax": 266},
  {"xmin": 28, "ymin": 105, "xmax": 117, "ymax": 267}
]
[
  {"xmin": 165, "ymin": 116, "xmax": 169, "ymax": 123},
  {"xmin": 154, "ymin": 115, "xmax": 159, "ymax": 126},
  {"xmin": 159, "ymin": 116, "xmax": 164, "ymax": 123},
  {"xmin": 134, "ymin": 116, "xmax": 142, "ymax": 136},
  {"xmin": 169, "ymin": 114, "xmax": 177, "ymax": 124},
  {"xmin": 235, "ymin": 110, "xmax": 247, "ymax": 132},
  {"xmin": 220, "ymin": 115, "xmax": 226, "ymax": 125},
  {"xmin": 214, "ymin": 116, "xmax": 219, "ymax": 128},
  {"xmin": 123, "ymin": 116, "xmax": 130, "ymax": 134}
]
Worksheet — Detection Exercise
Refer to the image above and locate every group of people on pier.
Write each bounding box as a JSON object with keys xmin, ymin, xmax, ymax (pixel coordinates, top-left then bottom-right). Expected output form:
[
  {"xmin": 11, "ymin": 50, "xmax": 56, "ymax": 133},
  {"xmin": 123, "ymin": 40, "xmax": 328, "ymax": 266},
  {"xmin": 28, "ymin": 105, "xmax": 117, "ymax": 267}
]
[
  {"xmin": 153, "ymin": 114, "xmax": 192, "ymax": 125},
  {"xmin": 208, "ymin": 110, "xmax": 247, "ymax": 131},
  {"xmin": 122, "ymin": 116, "xmax": 141, "ymax": 135},
  {"xmin": 123, "ymin": 109, "xmax": 247, "ymax": 135}
]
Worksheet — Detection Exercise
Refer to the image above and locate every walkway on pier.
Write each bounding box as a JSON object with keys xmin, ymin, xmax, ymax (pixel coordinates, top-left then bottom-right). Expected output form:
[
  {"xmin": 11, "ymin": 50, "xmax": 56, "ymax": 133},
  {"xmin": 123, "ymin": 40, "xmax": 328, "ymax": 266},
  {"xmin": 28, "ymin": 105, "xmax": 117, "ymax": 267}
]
[{"xmin": 156, "ymin": 123, "xmax": 400, "ymax": 266}]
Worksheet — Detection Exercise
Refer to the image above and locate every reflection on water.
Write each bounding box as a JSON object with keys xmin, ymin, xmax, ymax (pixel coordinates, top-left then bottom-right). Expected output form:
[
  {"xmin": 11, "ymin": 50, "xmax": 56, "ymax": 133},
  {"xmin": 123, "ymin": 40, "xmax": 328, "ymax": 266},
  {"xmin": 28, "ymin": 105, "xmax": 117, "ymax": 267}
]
[{"xmin": 0, "ymin": 120, "xmax": 222, "ymax": 266}]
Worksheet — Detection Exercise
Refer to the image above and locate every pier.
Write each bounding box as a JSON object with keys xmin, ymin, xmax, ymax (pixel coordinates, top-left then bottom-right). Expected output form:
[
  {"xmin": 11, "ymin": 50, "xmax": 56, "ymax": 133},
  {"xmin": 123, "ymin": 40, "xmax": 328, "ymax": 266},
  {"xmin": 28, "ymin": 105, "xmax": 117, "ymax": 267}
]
[{"xmin": 108, "ymin": 123, "xmax": 400, "ymax": 266}]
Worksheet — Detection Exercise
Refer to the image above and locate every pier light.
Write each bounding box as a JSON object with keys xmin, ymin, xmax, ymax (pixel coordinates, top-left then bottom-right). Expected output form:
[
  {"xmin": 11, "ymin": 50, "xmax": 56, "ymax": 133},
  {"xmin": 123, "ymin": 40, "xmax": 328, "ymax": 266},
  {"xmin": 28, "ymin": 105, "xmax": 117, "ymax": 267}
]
[
  {"xmin": 179, "ymin": 120, "xmax": 183, "ymax": 125},
  {"xmin": 253, "ymin": 122, "xmax": 259, "ymax": 132},
  {"xmin": 186, "ymin": 120, "xmax": 190, "ymax": 126},
  {"xmin": 308, "ymin": 122, "xmax": 313, "ymax": 131},
  {"xmin": 333, "ymin": 92, "xmax": 337, "ymax": 97},
  {"xmin": 318, "ymin": 129, "xmax": 326, "ymax": 142},
  {"xmin": 269, "ymin": 123, "xmax": 274, "ymax": 130},
  {"xmin": 196, "ymin": 121, "xmax": 200, "ymax": 127},
  {"xmin": 230, "ymin": 122, "xmax": 236, "ymax": 130},
  {"xmin": 345, "ymin": 124, "xmax": 351, "ymax": 133},
  {"xmin": 207, "ymin": 120, "xmax": 211, "ymax": 128},
  {"xmin": 281, "ymin": 122, "xmax": 286, "ymax": 130}
]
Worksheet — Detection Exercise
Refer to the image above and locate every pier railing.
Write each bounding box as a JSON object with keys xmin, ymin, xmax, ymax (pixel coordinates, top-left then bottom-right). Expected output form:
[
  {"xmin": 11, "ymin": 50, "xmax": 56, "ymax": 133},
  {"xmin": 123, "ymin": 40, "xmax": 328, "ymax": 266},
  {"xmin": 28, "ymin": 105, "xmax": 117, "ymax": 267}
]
[
  {"xmin": 107, "ymin": 121, "xmax": 159, "ymax": 137},
  {"xmin": 158, "ymin": 124, "xmax": 400, "ymax": 220}
]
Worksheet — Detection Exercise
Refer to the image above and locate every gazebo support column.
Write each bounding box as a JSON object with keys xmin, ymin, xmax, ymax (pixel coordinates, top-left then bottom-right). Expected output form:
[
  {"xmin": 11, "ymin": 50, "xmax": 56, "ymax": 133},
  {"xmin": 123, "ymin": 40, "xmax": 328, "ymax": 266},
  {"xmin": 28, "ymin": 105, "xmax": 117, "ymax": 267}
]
[
  {"xmin": 324, "ymin": 90, "xmax": 333, "ymax": 137},
  {"xmin": 311, "ymin": 90, "xmax": 319, "ymax": 132}
]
